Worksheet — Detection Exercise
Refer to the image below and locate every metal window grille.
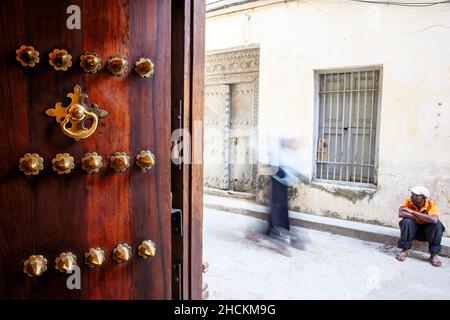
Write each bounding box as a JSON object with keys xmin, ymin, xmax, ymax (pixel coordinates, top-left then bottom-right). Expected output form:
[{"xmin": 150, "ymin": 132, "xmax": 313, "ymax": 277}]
[{"xmin": 316, "ymin": 68, "xmax": 381, "ymax": 185}]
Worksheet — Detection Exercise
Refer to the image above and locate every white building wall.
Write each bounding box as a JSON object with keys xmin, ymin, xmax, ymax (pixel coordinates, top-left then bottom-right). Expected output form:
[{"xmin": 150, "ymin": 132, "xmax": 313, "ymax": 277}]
[{"xmin": 205, "ymin": 0, "xmax": 450, "ymax": 233}]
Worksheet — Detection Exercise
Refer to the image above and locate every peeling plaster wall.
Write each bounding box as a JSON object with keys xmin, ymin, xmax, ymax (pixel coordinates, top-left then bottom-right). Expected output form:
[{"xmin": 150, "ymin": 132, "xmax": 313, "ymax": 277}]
[{"xmin": 206, "ymin": 0, "xmax": 450, "ymax": 235}]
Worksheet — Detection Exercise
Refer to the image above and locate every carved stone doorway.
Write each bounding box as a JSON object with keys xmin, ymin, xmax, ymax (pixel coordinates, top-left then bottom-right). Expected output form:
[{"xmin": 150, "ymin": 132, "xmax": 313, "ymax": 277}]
[{"xmin": 204, "ymin": 46, "xmax": 259, "ymax": 194}]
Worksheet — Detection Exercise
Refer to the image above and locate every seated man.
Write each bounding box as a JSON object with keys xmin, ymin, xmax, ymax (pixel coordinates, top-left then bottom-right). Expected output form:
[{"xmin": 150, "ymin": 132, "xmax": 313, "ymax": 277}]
[{"xmin": 396, "ymin": 186, "xmax": 445, "ymax": 267}]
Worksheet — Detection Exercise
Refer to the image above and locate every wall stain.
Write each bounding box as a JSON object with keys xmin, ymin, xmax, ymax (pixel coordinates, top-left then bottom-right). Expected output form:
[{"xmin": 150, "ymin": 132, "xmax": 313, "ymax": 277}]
[
  {"xmin": 346, "ymin": 216, "xmax": 391, "ymax": 227},
  {"xmin": 291, "ymin": 206, "xmax": 392, "ymax": 227},
  {"xmin": 298, "ymin": 178, "xmax": 377, "ymax": 204},
  {"xmin": 257, "ymin": 175, "xmax": 377, "ymax": 204},
  {"xmin": 322, "ymin": 210, "xmax": 340, "ymax": 219},
  {"xmin": 290, "ymin": 206, "xmax": 341, "ymax": 219},
  {"xmin": 288, "ymin": 187, "xmax": 298, "ymax": 200}
]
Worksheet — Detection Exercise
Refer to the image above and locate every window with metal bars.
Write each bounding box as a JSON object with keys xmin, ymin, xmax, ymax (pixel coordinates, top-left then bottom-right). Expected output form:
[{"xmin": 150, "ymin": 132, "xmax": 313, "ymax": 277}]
[{"xmin": 315, "ymin": 68, "xmax": 381, "ymax": 185}]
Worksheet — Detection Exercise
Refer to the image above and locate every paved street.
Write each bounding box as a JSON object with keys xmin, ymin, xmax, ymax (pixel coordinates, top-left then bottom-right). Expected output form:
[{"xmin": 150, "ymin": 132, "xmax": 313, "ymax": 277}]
[{"xmin": 203, "ymin": 208, "xmax": 450, "ymax": 300}]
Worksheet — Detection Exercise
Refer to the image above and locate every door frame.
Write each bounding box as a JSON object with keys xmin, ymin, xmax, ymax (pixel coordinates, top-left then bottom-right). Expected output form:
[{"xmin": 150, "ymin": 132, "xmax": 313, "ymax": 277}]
[{"xmin": 171, "ymin": 0, "xmax": 205, "ymax": 300}]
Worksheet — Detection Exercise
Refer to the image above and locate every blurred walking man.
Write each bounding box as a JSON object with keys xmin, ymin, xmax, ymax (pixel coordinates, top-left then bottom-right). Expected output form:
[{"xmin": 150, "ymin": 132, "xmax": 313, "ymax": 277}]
[{"xmin": 246, "ymin": 132, "xmax": 304, "ymax": 256}]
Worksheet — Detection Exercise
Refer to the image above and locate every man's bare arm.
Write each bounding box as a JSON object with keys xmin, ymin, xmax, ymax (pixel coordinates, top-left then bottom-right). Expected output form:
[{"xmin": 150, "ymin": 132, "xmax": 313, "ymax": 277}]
[
  {"xmin": 402, "ymin": 207, "xmax": 438, "ymax": 224},
  {"xmin": 398, "ymin": 207, "xmax": 416, "ymax": 219}
]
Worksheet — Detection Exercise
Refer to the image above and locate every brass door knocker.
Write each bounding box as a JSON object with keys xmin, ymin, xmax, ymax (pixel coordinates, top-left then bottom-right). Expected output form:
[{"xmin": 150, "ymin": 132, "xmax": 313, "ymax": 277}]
[{"xmin": 45, "ymin": 84, "xmax": 108, "ymax": 141}]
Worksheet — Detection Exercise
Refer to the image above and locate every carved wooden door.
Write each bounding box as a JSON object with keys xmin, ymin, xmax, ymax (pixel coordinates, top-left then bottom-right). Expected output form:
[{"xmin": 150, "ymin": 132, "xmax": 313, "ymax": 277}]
[
  {"xmin": 204, "ymin": 84, "xmax": 230, "ymax": 190},
  {"xmin": 0, "ymin": 0, "xmax": 176, "ymax": 299},
  {"xmin": 229, "ymin": 82, "xmax": 255, "ymax": 193}
]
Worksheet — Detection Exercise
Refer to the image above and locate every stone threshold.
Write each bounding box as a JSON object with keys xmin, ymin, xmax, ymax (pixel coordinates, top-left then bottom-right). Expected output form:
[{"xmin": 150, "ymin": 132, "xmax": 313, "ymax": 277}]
[{"xmin": 204, "ymin": 194, "xmax": 450, "ymax": 257}]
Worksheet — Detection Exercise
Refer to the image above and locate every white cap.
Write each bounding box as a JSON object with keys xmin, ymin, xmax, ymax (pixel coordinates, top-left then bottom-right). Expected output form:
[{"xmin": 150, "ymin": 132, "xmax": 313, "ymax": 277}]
[{"xmin": 409, "ymin": 186, "xmax": 431, "ymax": 198}]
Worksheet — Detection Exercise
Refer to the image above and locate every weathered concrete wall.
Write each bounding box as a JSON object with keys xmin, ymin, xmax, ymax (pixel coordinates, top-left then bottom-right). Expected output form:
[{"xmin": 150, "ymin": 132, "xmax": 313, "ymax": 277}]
[{"xmin": 205, "ymin": 0, "xmax": 450, "ymax": 234}]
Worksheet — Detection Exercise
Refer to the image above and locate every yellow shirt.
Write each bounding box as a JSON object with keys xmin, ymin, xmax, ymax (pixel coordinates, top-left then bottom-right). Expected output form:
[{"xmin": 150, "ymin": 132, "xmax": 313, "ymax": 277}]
[{"xmin": 401, "ymin": 198, "xmax": 439, "ymax": 224}]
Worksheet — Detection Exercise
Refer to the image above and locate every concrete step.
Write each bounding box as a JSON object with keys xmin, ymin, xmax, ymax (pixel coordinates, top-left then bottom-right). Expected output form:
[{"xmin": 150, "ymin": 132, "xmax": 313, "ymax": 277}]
[{"xmin": 204, "ymin": 194, "xmax": 450, "ymax": 257}]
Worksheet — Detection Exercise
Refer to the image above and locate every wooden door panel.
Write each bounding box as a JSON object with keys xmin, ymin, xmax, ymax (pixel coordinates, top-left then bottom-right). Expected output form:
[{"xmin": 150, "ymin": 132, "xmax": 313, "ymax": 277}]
[
  {"xmin": 0, "ymin": 0, "xmax": 171, "ymax": 299},
  {"xmin": 204, "ymin": 84, "xmax": 230, "ymax": 190},
  {"xmin": 229, "ymin": 82, "xmax": 254, "ymax": 193}
]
